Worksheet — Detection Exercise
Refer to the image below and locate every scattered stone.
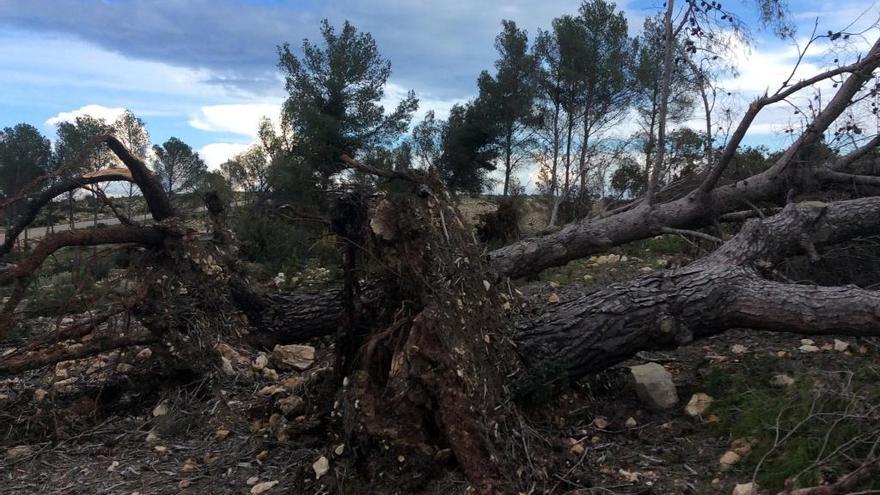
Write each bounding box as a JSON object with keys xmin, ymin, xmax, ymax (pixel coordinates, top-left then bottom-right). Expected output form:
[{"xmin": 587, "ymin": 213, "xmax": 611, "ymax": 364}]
[
  {"xmin": 258, "ymin": 385, "xmax": 286, "ymax": 397},
  {"xmin": 800, "ymin": 338, "xmax": 815, "ymax": 345},
  {"xmin": 53, "ymin": 376, "xmax": 78, "ymax": 389},
  {"xmin": 154, "ymin": 445, "xmax": 168, "ymax": 453},
  {"xmin": 731, "ymin": 438, "xmax": 755, "ymax": 457},
  {"xmin": 261, "ymin": 368, "xmax": 278, "ymax": 380},
  {"xmin": 116, "ymin": 363, "xmax": 135, "ymax": 374},
  {"xmin": 858, "ymin": 345, "xmax": 869, "ymax": 354},
  {"xmin": 630, "ymin": 362, "xmax": 679, "ymax": 409},
  {"xmin": 145, "ymin": 432, "xmax": 160, "ymax": 444},
  {"xmin": 34, "ymin": 388, "xmax": 48, "ymax": 402},
  {"xmin": 214, "ymin": 429, "xmax": 230, "ymax": 441},
  {"xmin": 833, "ymin": 339, "xmax": 849, "ymax": 352},
  {"xmin": 178, "ymin": 479, "xmax": 191, "ymax": 489},
  {"xmin": 253, "ymin": 354, "xmax": 269, "ymax": 370},
  {"xmin": 246, "ymin": 476, "xmax": 259, "ymax": 486},
  {"xmin": 278, "ymin": 396, "xmax": 306, "ymax": 417},
  {"xmin": 5, "ymin": 445, "xmax": 33, "ymax": 462},
  {"xmin": 334, "ymin": 444, "xmax": 345, "ymax": 456},
  {"xmin": 215, "ymin": 342, "xmax": 247, "ymax": 364},
  {"xmin": 685, "ymin": 393, "xmax": 713, "ymax": 417},
  {"xmin": 152, "ymin": 403, "xmax": 168, "ymax": 417},
  {"xmin": 771, "ymin": 374, "xmax": 795, "ymax": 387},
  {"xmin": 136, "ymin": 348, "xmax": 153, "ymax": 360},
  {"xmin": 719, "ymin": 450, "xmax": 741, "ymax": 471},
  {"xmin": 732, "ymin": 482, "xmax": 759, "ymax": 495},
  {"xmin": 250, "ymin": 480, "xmax": 279, "ymax": 494},
  {"xmin": 594, "ymin": 254, "xmax": 621, "ymax": 265},
  {"xmin": 624, "ymin": 417, "xmax": 638, "ymax": 428},
  {"xmin": 799, "ymin": 344, "xmax": 820, "ymax": 353},
  {"xmin": 181, "ymin": 459, "xmax": 197, "ymax": 473},
  {"xmin": 820, "ymin": 342, "xmax": 833, "ymax": 351},
  {"xmin": 106, "ymin": 460, "xmax": 119, "ymax": 472},
  {"xmin": 220, "ymin": 357, "xmax": 235, "ymax": 376},
  {"xmin": 272, "ymin": 344, "xmax": 316, "ymax": 371},
  {"xmin": 256, "ymin": 450, "xmax": 269, "ymax": 462},
  {"xmin": 711, "ymin": 478, "xmax": 722, "ymax": 489},
  {"xmin": 569, "ymin": 439, "xmax": 585, "ymax": 455},
  {"xmin": 640, "ymin": 266, "xmax": 654, "ymax": 273},
  {"xmin": 313, "ymin": 456, "xmax": 330, "ymax": 479},
  {"xmin": 593, "ymin": 417, "xmax": 610, "ymax": 429},
  {"xmin": 731, "ymin": 344, "xmax": 748, "ymax": 354},
  {"xmin": 547, "ymin": 292, "xmax": 560, "ymax": 304},
  {"xmin": 776, "ymin": 351, "xmax": 788, "ymax": 358}
]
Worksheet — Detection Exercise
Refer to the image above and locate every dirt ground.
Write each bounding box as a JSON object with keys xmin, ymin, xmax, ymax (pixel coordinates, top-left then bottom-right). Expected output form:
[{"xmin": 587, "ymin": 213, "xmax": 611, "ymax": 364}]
[{"xmin": 2, "ymin": 305, "xmax": 877, "ymax": 494}]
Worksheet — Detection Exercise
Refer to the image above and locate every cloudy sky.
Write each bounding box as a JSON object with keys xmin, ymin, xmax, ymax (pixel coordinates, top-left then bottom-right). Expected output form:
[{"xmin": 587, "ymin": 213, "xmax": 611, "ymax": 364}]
[{"xmin": 0, "ymin": 0, "xmax": 877, "ymax": 175}]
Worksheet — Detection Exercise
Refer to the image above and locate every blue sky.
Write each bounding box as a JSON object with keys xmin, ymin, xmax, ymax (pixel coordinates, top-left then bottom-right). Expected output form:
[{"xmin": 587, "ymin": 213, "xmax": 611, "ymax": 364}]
[{"xmin": 0, "ymin": 0, "xmax": 877, "ymax": 175}]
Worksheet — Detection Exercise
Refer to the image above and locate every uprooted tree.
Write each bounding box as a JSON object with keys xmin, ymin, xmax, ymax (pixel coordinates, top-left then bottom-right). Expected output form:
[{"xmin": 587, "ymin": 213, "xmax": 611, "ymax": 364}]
[{"xmin": 4, "ymin": 29, "xmax": 880, "ymax": 495}]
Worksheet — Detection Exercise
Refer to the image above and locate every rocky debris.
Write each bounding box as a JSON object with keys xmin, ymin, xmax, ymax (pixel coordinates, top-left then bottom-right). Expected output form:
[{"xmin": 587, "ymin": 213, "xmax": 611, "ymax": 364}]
[
  {"xmin": 730, "ymin": 344, "xmax": 748, "ymax": 354},
  {"xmin": 547, "ymin": 292, "xmax": 560, "ymax": 304},
  {"xmin": 278, "ymin": 396, "xmax": 306, "ymax": 417},
  {"xmin": 253, "ymin": 353, "xmax": 268, "ymax": 370},
  {"xmin": 569, "ymin": 439, "xmax": 585, "ymax": 455},
  {"xmin": 5, "ymin": 445, "xmax": 33, "ymax": 462},
  {"xmin": 145, "ymin": 431, "xmax": 160, "ymax": 444},
  {"xmin": 630, "ymin": 362, "xmax": 679, "ymax": 409},
  {"xmin": 833, "ymin": 339, "xmax": 849, "ymax": 352},
  {"xmin": 152, "ymin": 403, "xmax": 168, "ymax": 417},
  {"xmin": 272, "ymin": 344, "xmax": 315, "ymax": 371},
  {"xmin": 593, "ymin": 416, "xmax": 610, "ymax": 429},
  {"xmin": 731, "ymin": 438, "xmax": 755, "ymax": 457},
  {"xmin": 261, "ymin": 368, "xmax": 278, "ymax": 380},
  {"xmin": 719, "ymin": 450, "xmax": 741, "ymax": 471},
  {"xmin": 770, "ymin": 374, "xmax": 795, "ymax": 386},
  {"xmin": 220, "ymin": 357, "xmax": 235, "ymax": 376},
  {"xmin": 214, "ymin": 429, "xmax": 230, "ymax": 441},
  {"xmin": 800, "ymin": 338, "xmax": 814, "ymax": 345},
  {"xmin": 250, "ymin": 480, "xmax": 279, "ymax": 494},
  {"xmin": 732, "ymin": 482, "xmax": 759, "ymax": 495},
  {"xmin": 33, "ymin": 388, "xmax": 48, "ymax": 402},
  {"xmin": 116, "ymin": 363, "xmax": 135, "ymax": 374},
  {"xmin": 334, "ymin": 444, "xmax": 345, "ymax": 456},
  {"xmin": 799, "ymin": 343, "xmax": 820, "ymax": 353},
  {"xmin": 136, "ymin": 348, "xmax": 153, "ymax": 360},
  {"xmin": 685, "ymin": 393, "xmax": 713, "ymax": 417},
  {"xmin": 215, "ymin": 343, "xmax": 248, "ymax": 365},
  {"xmin": 313, "ymin": 456, "xmax": 330, "ymax": 479},
  {"xmin": 624, "ymin": 417, "xmax": 638, "ymax": 428}
]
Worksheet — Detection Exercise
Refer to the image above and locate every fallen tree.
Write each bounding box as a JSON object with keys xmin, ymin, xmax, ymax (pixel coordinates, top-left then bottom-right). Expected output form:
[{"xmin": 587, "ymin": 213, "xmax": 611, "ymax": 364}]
[{"xmin": 2, "ymin": 30, "xmax": 880, "ymax": 494}]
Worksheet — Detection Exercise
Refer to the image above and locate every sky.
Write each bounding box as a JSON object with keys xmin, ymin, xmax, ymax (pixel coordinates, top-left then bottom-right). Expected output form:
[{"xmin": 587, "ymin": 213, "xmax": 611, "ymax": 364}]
[{"xmin": 0, "ymin": 0, "xmax": 878, "ymax": 186}]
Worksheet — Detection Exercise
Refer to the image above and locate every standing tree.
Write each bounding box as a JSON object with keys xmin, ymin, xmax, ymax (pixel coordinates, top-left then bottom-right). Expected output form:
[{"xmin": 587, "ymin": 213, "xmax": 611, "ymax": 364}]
[
  {"xmin": 437, "ymin": 102, "xmax": 499, "ymax": 194},
  {"xmin": 150, "ymin": 137, "xmax": 207, "ymax": 196},
  {"xmin": 54, "ymin": 115, "xmax": 117, "ymax": 226},
  {"xmin": 113, "ymin": 110, "xmax": 150, "ymax": 217},
  {"xmin": 478, "ymin": 20, "xmax": 537, "ymax": 196},
  {"xmin": 277, "ymin": 19, "xmax": 418, "ymax": 190},
  {"xmin": 0, "ymin": 124, "xmax": 51, "ymax": 228}
]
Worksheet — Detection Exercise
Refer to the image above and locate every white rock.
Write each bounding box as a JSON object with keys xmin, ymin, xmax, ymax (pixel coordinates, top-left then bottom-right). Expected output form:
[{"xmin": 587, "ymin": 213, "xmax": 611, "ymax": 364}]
[
  {"xmin": 334, "ymin": 444, "xmax": 345, "ymax": 456},
  {"xmin": 731, "ymin": 344, "xmax": 748, "ymax": 354},
  {"xmin": 152, "ymin": 403, "xmax": 168, "ymax": 417},
  {"xmin": 799, "ymin": 344, "xmax": 820, "ymax": 353},
  {"xmin": 116, "ymin": 363, "xmax": 135, "ymax": 374},
  {"xmin": 800, "ymin": 338, "xmax": 815, "ymax": 345},
  {"xmin": 136, "ymin": 348, "xmax": 153, "ymax": 360},
  {"xmin": 253, "ymin": 354, "xmax": 269, "ymax": 370},
  {"xmin": 770, "ymin": 374, "xmax": 795, "ymax": 386},
  {"xmin": 624, "ymin": 417, "xmax": 638, "ymax": 428},
  {"xmin": 5, "ymin": 445, "xmax": 33, "ymax": 462},
  {"xmin": 685, "ymin": 393, "xmax": 714, "ymax": 417},
  {"xmin": 34, "ymin": 388, "xmax": 48, "ymax": 402},
  {"xmin": 250, "ymin": 480, "xmax": 279, "ymax": 494},
  {"xmin": 313, "ymin": 456, "xmax": 330, "ymax": 479},
  {"xmin": 630, "ymin": 362, "xmax": 679, "ymax": 409},
  {"xmin": 272, "ymin": 345, "xmax": 316, "ymax": 371},
  {"xmin": 719, "ymin": 450, "xmax": 741, "ymax": 471},
  {"xmin": 833, "ymin": 339, "xmax": 849, "ymax": 352},
  {"xmin": 732, "ymin": 482, "xmax": 759, "ymax": 495}
]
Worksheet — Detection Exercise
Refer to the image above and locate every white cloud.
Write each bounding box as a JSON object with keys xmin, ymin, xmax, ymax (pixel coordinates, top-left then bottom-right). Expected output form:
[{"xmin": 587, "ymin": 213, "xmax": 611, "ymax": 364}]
[
  {"xmin": 198, "ymin": 142, "xmax": 253, "ymax": 170},
  {"xmin": 45, "ymin": 104, "xmax": 127, "ymax": 126},
  {"xmin": 189, "ymin": 103, "xmax": 282, "ymax": 137}
]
